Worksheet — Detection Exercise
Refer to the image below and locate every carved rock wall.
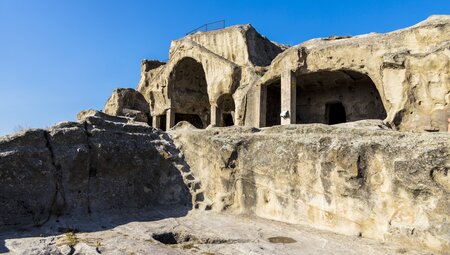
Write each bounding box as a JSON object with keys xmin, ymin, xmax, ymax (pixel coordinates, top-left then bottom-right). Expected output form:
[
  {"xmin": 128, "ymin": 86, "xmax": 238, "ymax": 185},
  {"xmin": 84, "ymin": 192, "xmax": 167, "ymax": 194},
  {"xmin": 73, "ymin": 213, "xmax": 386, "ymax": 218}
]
[
  {"xmin": 171, "ymin": 123, "xmax": 450, "ymax": 252},
  {"xmin": 131, "ymin": 16, "xmax": 450, "ymax": 131},
  {"xmin": 257, "ymin": 15, "xmax": 450, "ymax": 131}
]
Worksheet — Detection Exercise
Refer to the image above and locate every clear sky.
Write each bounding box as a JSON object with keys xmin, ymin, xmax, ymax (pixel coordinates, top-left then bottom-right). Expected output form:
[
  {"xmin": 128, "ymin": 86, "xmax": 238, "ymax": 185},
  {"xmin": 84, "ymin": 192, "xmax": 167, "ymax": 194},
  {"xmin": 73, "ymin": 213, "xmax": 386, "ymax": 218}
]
[{"xmin": 0, "ymin": 0, "xmax": 449, "ymax": 135}]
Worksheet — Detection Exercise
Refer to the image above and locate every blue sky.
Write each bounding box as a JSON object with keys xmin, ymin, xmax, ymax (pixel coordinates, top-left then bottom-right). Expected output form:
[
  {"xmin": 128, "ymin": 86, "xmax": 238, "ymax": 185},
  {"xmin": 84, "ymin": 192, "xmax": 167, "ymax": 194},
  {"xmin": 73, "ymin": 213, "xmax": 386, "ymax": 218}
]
[{"xmin": 0, "ymin": 0, "xmax": 449, "ymax": 135}]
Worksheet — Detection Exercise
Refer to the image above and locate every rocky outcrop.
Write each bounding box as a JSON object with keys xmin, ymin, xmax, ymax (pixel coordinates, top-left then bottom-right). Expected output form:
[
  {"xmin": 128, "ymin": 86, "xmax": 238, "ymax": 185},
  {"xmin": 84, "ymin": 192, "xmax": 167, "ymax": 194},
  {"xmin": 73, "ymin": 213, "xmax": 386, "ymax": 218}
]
[
  {"xmin": 171, "ymin": 122, "xmax": 450, "ymax": 252},
  {"xmin": 103, "ymin": 88, "xmax": 150, "ymax": 123},
  {"xmin": 0, "ymin": 113, "xmax": 198, "ymax": 229}
]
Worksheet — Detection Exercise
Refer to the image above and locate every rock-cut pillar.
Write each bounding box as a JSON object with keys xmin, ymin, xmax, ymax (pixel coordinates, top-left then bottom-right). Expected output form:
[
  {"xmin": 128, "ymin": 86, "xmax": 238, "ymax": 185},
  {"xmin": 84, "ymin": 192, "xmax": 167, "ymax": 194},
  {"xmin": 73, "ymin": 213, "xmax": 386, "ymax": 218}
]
[
  {"xmin": 281, "ymin": 70, "xmax": 296, "ymax": 125},
  {"xmin": 211, "ymin": 106, "xmax": 222, "ymax": 127},
  {"xmin": 166, "ymin": 108, "xmax": 175, "ymax": 129},
  {"xmin": 152, "ymin": 115, "xmax": 161, "ymax": 129},
  {"xmin": 256, "ymin": 85, "xmax": 267, "ymax": 128}
]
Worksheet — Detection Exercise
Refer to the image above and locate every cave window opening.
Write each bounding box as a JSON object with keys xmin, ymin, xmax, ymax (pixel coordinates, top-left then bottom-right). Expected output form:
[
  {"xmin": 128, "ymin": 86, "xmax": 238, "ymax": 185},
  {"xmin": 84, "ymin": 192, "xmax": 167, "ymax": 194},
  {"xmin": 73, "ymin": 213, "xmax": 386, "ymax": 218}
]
[{"xmin": 326, "ymin": 102, "xmax": 347, "ymax": 124}]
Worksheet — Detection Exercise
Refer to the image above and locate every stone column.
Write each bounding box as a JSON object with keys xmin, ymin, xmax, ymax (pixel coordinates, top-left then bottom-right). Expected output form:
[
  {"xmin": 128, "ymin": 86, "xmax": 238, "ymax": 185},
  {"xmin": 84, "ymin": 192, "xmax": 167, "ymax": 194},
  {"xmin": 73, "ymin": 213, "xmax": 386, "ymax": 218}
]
[
  {"xmin": 211, "ymin": 105, "xmax": 222, "ymax": 127},
  {"xmin": 256, "ymin": 85, "xmax": 267, "ymax": 128},
  {"xmin": 281, "ymin": 70, "xmax": 296, "ymax": 125},
  {"xmin": 166, "ymin": 108, "xmax": 175, "ymax": 129},
  {"xmin": 152, "ymin": 115, "xmax": 161, "ymax": 129}
]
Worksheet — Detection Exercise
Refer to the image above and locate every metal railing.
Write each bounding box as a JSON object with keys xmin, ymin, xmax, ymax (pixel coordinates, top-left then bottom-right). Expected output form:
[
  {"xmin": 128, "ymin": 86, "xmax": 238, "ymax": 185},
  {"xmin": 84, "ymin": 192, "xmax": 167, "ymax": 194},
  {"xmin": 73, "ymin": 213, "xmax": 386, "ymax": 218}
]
[{"xmin": 186, "ymin": 20, "xmax": 225, "ymax": 35}]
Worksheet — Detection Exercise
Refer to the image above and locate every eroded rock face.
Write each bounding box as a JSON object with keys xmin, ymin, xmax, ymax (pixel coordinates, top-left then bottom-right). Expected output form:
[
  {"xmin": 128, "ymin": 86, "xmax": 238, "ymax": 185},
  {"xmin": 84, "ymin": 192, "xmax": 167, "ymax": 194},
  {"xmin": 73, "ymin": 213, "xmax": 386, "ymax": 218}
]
[
  {"xmin": 0, "ymin": 114, "xmax": 193, "ymax": 229},
  {"xmin": 171, "ymin": 123, "xmax": 450, "ymax": 252},
  {"xmin": 103, "ymin": 88, "xmax": 150, "ymax": 123}
]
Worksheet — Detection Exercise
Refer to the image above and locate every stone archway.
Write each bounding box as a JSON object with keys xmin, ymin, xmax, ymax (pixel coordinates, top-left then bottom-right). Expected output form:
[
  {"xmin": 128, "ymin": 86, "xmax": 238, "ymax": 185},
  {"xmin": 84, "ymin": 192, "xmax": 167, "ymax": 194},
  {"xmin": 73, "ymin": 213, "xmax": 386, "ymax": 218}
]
[
  {"xmin": 169, "ymin": 57, "xmax": 210, "ymax": 128},
  {"xmin": 295, "ymin": 70, "xmax": 386, "ymax": 124}
]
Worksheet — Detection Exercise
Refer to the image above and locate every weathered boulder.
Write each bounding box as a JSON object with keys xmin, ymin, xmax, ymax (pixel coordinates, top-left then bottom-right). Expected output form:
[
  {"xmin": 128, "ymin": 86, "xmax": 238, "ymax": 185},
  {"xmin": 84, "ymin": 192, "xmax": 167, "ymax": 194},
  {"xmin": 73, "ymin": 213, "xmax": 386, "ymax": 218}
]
[
  {"xmin": 171, "ymin": 125, "xmax": 450, "ymax": 252},
  {"xmin": 171, "ymin": 121, "xmax": 198, "ymax": 131},
  {"xmin": 103, "ymin": 88, "xmax": 150, "ymax": 123}
]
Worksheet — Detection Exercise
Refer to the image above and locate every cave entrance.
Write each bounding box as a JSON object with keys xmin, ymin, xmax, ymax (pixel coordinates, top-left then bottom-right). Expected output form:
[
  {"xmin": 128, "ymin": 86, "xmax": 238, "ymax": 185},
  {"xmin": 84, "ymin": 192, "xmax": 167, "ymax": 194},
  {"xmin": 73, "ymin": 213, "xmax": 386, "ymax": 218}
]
[
  {"xmin": 217, "ymin": 93, "xmax": 235, "ymax": 127},
  {"xmin": 326, "ymin": 102, "xmax": 346, "ymax": 124},
  {"xmin": 170, "ymin": 57, "xmax": 210, "ymax": 128},
  {"xmin": 265, "ymin": 81, "xmax": 281, "ymax": 127},
  {"xmin": 296, "ymin": 70, "xmax": 386, "ymax": 124}
]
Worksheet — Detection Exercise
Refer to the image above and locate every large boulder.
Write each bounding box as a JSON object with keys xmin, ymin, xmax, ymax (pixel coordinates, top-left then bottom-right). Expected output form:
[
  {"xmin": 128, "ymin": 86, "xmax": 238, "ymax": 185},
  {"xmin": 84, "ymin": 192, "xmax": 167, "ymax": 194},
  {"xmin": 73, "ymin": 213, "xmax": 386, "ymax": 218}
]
[{"xmin": 103, "ymin": 88, "xmax": 150, "ymax": 123}]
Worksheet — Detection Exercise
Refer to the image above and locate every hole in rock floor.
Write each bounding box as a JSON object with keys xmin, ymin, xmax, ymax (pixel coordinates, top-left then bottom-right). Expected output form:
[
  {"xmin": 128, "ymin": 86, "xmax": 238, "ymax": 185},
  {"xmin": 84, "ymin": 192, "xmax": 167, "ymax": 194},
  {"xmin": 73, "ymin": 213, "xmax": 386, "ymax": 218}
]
[
  {"xmin": 268, "ymin": 236, "xmax": 297, "ymax": 244},
  {"xmin": 152, "ymin": 231, "xmax": 241, "ymax": 246}
]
